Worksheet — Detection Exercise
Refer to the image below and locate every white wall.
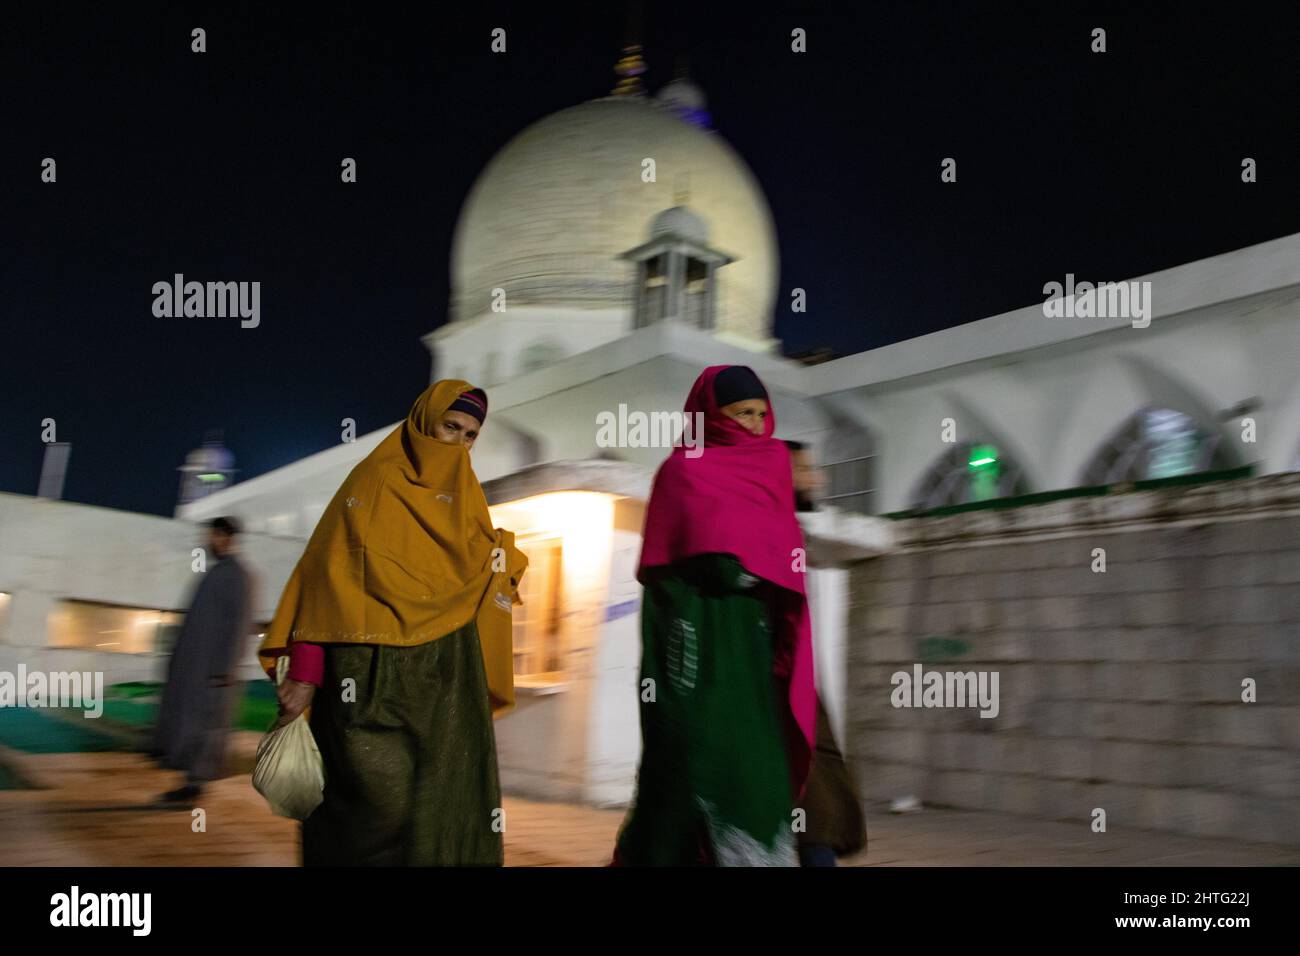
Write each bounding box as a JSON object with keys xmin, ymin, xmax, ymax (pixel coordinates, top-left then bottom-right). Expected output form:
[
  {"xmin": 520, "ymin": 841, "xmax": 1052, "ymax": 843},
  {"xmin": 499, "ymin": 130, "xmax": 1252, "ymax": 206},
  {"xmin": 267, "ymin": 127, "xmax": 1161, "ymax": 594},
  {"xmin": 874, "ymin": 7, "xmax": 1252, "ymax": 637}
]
[
  {"xmin": 0, "ymin": 493, "xmax": 304, "ymax": 683},
  {"xmin": 819, "ymin": 292, "xmax": 1300, "ymax": 512}
]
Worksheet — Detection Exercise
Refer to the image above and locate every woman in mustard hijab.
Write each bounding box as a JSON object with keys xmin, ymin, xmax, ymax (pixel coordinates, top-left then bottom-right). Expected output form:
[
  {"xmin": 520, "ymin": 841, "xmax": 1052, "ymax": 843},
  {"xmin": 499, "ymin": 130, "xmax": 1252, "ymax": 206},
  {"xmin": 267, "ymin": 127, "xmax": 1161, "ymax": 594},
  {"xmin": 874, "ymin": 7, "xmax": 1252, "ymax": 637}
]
[{"xmin": 259, "ymin": 380, "xmax": 527, "ymax": 866}]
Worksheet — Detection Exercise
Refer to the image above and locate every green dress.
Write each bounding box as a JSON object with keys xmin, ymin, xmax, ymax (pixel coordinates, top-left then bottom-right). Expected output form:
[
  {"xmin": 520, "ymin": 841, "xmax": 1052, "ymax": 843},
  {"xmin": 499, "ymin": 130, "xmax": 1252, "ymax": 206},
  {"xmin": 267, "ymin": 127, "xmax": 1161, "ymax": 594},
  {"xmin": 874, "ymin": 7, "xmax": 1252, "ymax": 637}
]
[
  {"xmin": 302, "ymin": 620, "xmax": 503, "ymax": 866},
  {"xmin": 615, "ymin": 553, "xmax": 796, "ymax": 866}
]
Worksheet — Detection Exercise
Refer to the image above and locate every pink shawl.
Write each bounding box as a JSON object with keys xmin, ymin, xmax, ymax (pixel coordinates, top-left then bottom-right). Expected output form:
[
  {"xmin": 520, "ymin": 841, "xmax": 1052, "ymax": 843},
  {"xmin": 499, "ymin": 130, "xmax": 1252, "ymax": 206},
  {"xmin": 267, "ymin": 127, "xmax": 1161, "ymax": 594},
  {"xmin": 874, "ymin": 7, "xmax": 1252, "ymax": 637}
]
[{"xmin": 637, "ymin": 365, "xmax": 817, "ymax": 794}]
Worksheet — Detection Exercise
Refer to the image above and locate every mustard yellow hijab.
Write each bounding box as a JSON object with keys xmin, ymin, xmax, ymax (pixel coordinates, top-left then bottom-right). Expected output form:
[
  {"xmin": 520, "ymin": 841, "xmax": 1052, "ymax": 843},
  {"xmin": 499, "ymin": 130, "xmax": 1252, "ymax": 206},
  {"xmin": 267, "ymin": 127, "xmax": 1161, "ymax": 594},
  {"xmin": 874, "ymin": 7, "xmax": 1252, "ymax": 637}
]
[{"xmin": 258, "ymin": 380, "xmax": 528, "ymax": 716}]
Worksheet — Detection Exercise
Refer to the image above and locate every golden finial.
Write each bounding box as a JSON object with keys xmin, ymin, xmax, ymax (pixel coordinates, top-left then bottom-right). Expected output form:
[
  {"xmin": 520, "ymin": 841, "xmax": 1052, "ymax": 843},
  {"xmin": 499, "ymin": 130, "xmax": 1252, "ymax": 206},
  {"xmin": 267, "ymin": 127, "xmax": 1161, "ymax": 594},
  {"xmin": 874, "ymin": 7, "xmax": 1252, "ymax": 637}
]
[{"xmin": 612, "ymin": 44, "xmax": 647, "ymax": 96}]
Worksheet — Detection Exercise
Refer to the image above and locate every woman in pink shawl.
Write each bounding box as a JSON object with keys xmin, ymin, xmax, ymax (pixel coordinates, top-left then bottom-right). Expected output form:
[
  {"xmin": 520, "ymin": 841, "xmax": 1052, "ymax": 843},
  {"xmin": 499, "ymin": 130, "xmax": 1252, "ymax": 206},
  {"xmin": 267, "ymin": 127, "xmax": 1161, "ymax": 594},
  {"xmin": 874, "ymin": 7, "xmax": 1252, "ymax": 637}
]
[{"xmin": 612, "ymin": 365, "xmax": 816, "ymax": 866}]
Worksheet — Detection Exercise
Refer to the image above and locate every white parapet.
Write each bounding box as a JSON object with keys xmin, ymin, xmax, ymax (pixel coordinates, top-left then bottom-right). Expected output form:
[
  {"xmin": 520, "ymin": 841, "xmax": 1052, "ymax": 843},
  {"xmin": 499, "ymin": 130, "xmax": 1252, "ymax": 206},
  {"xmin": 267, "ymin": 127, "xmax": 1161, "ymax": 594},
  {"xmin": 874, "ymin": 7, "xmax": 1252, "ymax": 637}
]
[{"xmin": 799, "ymin": 507, "xmax": 894, "ymax": 566}]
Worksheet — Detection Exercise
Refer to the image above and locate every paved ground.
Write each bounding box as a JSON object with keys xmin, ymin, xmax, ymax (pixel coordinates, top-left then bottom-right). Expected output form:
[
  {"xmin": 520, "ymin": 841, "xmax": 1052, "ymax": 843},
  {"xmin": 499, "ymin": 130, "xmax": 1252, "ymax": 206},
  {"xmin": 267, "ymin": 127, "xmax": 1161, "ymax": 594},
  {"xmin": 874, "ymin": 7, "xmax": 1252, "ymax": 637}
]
[{"xmin": 0, "ymin": 734, "xmax": 1295, "ymax": 866}]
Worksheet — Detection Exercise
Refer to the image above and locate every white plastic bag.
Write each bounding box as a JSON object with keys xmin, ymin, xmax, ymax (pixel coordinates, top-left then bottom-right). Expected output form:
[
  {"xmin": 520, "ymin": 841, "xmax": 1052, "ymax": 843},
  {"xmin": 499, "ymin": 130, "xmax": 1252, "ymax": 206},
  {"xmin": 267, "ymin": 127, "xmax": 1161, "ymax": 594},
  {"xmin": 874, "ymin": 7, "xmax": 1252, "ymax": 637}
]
[{"xmin": 252, "ymin": 656, "xmax": 325, "ymax": 821}]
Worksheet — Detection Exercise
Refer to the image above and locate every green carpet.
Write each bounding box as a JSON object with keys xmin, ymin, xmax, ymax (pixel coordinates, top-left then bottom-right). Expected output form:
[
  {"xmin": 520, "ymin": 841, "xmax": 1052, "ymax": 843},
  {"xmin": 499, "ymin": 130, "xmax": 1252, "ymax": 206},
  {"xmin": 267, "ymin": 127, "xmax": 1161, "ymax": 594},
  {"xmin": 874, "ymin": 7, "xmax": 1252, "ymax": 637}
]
[
  {"xmin": 0, "ymin": 681, "xmax": 278, "ymax": 756},
  {"xmin": 0, "ymin": 707, "xmax": 124, "ymax": 754},
  {"xmin": 95, "ymin": 680, "xmax": 278, "ymax": 733}
]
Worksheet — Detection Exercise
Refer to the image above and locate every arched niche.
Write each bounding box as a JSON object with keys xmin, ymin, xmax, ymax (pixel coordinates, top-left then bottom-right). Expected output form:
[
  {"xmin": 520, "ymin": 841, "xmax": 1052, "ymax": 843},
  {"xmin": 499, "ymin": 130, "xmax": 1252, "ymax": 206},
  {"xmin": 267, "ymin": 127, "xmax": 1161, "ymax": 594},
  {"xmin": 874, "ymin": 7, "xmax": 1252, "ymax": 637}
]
[
  {"xmin": 909, "ymin": 440, "xmax": 1031, "ymax": 510},
  {"xmin": 1079, "ymin": 407, "xmax": 1235, "ymax": 484},
  {"xmin": 1063, "ymin": 354, "xmax": 1242, "ymax": 486}
]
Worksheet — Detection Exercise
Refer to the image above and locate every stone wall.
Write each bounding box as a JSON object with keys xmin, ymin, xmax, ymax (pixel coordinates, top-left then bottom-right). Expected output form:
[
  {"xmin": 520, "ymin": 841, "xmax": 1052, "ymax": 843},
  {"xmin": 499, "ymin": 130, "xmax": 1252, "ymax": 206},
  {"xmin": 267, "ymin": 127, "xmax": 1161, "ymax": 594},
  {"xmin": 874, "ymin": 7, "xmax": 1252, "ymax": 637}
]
[{"xmin": 846, "ymin": 473, "xmax": 1300, "ymax": 845}]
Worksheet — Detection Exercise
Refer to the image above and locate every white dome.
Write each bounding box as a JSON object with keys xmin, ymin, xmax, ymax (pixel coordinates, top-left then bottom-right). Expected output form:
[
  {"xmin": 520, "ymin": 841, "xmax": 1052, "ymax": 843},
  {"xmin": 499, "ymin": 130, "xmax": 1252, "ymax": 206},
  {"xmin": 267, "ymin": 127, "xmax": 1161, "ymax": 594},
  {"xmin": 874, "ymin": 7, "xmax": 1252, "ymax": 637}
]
[
  {"xmin": 650, "ymin": 205, "xmax": 709, "ymax": 243},
  {"xmin": 449, "ymin": 97, "xmax": 779, "ymax": 341}
]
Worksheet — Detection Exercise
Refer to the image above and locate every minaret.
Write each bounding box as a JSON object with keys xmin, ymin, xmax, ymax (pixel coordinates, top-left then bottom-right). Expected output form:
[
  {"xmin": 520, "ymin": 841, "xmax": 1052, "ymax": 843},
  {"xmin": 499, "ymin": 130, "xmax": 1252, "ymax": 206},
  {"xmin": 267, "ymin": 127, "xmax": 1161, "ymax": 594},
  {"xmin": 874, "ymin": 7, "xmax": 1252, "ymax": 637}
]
[{"xmin": 175, "ymin": 430, "xmax": 237, "ymax": 513}]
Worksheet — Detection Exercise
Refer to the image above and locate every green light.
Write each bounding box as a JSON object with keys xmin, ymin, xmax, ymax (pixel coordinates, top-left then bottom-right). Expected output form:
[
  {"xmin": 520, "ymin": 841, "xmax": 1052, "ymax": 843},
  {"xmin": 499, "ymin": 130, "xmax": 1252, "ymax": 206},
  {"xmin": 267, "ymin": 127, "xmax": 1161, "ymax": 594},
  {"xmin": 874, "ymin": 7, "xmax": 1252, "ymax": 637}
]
[
  {"xmin": 967, "ymin": 444, "xmax": 1001, "ymax": 502},
  {"xmin": 967, "ymin": 444, "xmax": 999, "ymax": 470},
  {"xmin": 197, "ymin": 473, "xmax": 226, "ymax": 482}
]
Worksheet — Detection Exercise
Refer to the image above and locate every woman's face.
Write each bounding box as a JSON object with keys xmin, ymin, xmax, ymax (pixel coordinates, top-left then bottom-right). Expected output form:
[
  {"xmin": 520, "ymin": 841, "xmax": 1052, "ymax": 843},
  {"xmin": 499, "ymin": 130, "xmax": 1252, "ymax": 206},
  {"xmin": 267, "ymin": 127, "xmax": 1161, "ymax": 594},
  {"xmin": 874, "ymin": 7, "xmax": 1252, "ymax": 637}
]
[
  {"xmin": 719, "ymin": 398, "xmax": 769, "ymax": 436},
  {"xmin": 431, "ymin": 410, "xmax": 480, "ymax": 450}
]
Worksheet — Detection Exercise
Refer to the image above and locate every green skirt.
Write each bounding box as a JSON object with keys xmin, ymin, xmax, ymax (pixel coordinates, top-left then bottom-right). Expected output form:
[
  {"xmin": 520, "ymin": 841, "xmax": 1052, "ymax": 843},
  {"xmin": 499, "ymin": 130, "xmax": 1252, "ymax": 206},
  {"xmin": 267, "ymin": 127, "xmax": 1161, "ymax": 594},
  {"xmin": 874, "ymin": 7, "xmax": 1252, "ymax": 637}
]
[
  {"xmin": 302, "ymin": 621, "xmax": 503, "ymax": 866},
  {"xmin": 615, "ymin": 554, "xmax": 796, "ymax": 866}
]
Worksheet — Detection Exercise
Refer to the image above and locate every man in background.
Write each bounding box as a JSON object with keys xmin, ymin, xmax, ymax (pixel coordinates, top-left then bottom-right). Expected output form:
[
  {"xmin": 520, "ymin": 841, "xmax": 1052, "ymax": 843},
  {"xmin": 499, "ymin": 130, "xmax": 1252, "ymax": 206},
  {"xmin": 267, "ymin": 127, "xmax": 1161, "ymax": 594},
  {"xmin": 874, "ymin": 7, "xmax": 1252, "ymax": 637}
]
[
  {"xmin": 152, "ymin": 516, "xmax": 253, "ymax": 806},
  {"xmin": 785, "ymin": 440, "xmax": 868, "ymax": 866},
  {"xmin": 787, "ymin": 439, "xmax": 824, "ymax": 513}
]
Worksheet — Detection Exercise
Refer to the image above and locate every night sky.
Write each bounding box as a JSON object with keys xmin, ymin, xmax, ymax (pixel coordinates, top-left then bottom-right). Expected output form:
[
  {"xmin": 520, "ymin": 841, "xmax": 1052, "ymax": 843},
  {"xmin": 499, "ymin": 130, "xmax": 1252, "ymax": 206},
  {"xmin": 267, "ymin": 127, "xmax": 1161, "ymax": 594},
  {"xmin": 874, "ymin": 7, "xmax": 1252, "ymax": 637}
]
[{"xmin": 4, "ymin": 2, "xmax": 1297, "ymax": 516}]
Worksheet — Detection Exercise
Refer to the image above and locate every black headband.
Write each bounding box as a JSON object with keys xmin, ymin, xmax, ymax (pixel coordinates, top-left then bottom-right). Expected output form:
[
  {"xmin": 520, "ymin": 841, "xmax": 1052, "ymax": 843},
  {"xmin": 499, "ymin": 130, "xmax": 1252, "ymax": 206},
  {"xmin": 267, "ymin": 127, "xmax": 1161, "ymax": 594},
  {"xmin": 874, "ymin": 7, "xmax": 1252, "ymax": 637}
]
[
  {"xmin": 713, "ymin": 365, "xmax": 767, "ymax": 408},
  {"xmin": 447, "ymin": 388, "xmax": 488, "ymax": 424}
]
